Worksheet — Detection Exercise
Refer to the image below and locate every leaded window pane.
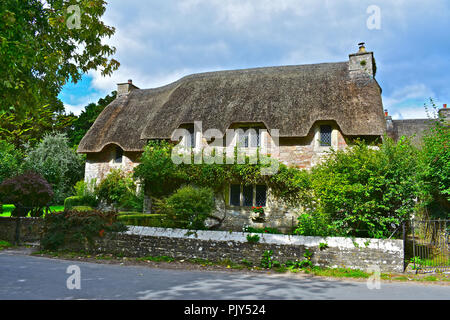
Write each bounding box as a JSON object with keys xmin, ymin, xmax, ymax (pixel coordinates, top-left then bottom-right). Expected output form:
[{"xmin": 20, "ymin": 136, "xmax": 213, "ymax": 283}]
[
  {"xmin": 243, "ymin": 185, "xmax": 253, "ymax": 207},
  {"xmin": 320, "ymin": 125, "xmax": 332, "ymax": 146},
  {"xmin": 115, "ymin": 146, "xmax": 123, "ymax": 163},
  {"xmin": 255, "ymin": 185, "xmax": 267, "ymax": 207},
  {"xmin": 230, "ymin": 184, "xmax": 240, "ymax": 206}
]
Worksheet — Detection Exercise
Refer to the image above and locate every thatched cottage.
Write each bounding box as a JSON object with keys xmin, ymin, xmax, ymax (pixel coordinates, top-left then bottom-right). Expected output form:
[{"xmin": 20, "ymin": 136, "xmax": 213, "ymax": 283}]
[{"xmin": 77, "ymin": 44, "xmax": 448, "ymax": 231}]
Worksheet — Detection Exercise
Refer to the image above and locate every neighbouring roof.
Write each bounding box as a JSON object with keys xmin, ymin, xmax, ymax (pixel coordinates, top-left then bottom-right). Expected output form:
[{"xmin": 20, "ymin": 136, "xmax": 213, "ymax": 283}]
[
  {"xmin": 77, "ymin": 62, "xmax": 386, "ymax": 153},
  {"xmin": 388, "ymin": 119, "xmax": 434, "ymax": 146}
]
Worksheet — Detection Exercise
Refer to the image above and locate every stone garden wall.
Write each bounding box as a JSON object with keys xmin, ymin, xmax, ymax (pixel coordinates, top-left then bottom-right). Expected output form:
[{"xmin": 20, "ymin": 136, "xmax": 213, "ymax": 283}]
[
  {"xmin": 0, "ymin": 217, "xmax": 43, "ymax": 243},
  {"xmin": 89, "ymin": 226, "xmax": 404, "ymax": 273}
]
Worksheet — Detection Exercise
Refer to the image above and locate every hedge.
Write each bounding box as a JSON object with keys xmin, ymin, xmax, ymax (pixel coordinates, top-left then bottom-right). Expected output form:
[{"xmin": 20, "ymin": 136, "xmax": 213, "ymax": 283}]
[
  {"xmin": 117, "ymin": 214, "xmax": 176, "ymax": 227},
  {"xmin": 64, "ymin": 196, "xmax": 85, "ymax": 210}
]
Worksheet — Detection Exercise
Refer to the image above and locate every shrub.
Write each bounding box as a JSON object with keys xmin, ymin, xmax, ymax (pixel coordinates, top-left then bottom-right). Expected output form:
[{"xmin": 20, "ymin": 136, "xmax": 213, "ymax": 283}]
[
  {"xmin": 419, "ymin": 100, "xmax": 450, "ymax": 218},
  {"xmin": 0, "ymin": 172, "xmax": 54, "ymax": 217},
  {"xmin": 309, "ymin": 138, "xmax": 419, "ymax": 238},
  {"xmin": 95, "ymin": 169, "xmax": 142, "ymax": 211},
  {"xmin": 246, "ymin": 234, "xmax": 260, "ymax": 243},
  {"xmin": 73, "ymin": 180, "xmax": 98, "ymax": 208},
  {"xmin": 0, "ymin": 140, "xmax": 23, "ymax": 185},
  {"xmin": 155, "ymin": 186, "xmax": 215, "ymax": 230},
  {"xmin": 40, "ymin": 210, "xmax": 128, "ymax": 250},
  {"xmin": 22, "ymin": 132, "xmax": 84, "ymax": 204},
  {"xmin": 133, "ymin": 140, "xmax": 185, "ymax": 198},
  {"xmin": 64, "ymin": 196, "xmax": 84, "ymax": 211},
  {"xmin": 117, "ymin": 214, "xmax": 167, "ymax": 227},
  {"xmin": 295, "ymin": 213, "xmax": 337, "ymax": 237}
]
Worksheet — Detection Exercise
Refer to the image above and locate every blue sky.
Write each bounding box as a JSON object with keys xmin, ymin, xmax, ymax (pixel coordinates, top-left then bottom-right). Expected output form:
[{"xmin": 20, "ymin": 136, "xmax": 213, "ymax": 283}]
[{"xmin": 59, "ymin": 0, "xmax": 450, "ymax": 119}]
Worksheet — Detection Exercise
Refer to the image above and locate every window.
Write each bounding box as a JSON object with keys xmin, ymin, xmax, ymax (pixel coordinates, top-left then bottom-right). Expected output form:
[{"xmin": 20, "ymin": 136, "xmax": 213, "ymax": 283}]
[
  {"xmin": 319, "ymin": 125, "xmax": 332, "ymax": 146},
  {"xmin": 229, "ymin": 184, "xmax": 267, "ymax": 207},
  {"xmin": 187, "ymin": 125, "xmax": 196, "ymax": 148},
  {"xmin": 255, "ymin": 185, "xmax": 267, "ymax": 207},
  {"xmin": 114, "ymin": 146, "xmax": 123, "ymax": 163},
  {"xmin": 230, "ymin": 184, "xmax": 241, "ymax": 206},
  {"xmin": 238, "ymin": 127, "xmax": 260, "ymax": 148}
]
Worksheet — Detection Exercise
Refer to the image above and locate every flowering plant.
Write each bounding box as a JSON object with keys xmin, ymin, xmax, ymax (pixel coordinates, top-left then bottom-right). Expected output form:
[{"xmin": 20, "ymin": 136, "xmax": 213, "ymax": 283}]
[
  {"xmin": 251, "ymin": 206, "xmax": 265, "ymax": 222},
  {"xmin": 252, "ymin": 206, "xmax": 264, "ymax": 215}
]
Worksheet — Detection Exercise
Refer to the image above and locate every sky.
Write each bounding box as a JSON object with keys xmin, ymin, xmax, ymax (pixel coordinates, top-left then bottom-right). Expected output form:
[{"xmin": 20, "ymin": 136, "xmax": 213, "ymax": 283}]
[{"xmin": 59, "ymin": 0, "xmax": 450, "ymax": 119}]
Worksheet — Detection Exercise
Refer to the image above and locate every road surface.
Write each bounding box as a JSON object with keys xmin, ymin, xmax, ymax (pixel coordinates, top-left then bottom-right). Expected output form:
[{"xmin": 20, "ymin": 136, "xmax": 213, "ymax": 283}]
[{"xmin": 0, "ymin": 251, "xmax": 448, "ymax": 300}]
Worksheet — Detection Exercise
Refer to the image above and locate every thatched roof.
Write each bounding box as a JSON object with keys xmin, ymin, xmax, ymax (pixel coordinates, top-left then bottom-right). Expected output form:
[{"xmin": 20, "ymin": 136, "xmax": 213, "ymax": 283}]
[{"xmin": 78, "ymin": 61, "xmax": 385, "ymax": 153}]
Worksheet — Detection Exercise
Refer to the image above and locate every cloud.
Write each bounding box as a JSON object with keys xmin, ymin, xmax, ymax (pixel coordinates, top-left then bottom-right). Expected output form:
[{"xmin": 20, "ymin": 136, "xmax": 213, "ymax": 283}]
[{"xmin": 61, "ymin": 0, "xmax": 450, "ymax": 119}]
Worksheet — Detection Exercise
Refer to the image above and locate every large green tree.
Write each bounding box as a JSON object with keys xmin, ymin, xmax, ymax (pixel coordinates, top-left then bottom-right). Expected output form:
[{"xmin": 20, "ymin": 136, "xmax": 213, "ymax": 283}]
[
  {"xmin": 420, "ymin": 101, "xmax": 450, "ymax": 218},
  {"xmin": 0, "ymin": 0, "xmax": 119, "ymax": 116}
]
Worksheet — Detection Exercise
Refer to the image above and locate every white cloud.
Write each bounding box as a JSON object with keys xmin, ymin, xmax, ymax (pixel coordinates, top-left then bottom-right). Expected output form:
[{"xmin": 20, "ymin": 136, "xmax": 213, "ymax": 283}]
[{"xmin": 62, "ymin": 0, "xmax": 450, "ymax": 118}]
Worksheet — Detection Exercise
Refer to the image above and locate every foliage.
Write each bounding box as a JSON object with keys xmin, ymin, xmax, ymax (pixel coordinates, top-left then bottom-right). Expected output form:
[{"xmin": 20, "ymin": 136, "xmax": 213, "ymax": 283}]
[
  {"xmin": 251, "ymin": 206, "xmax": 264, "ymax": 215},
  {"xmin": 0, "ymin": 0, "xmax": 119, "ymax": 117},
  {"xmin": 267, "ymin": 163, "xmax": 312, "ymax": 207},
  {"xmin": 260, "ymin": 250, "xmax": 275, "ymax": 269},
  {"xmin": 419, "ymin": 99, "xmax": 450, "ymax": 218},
  {"xmin": 295, "ymin": 213, "xmax": 338, "ymax": 237},
  {"xmin": 40, "ymin": 209, "xmax": 127, "ymax": 251},
  {"xmin": 0, "ymin": 105, "xmax": 76, "ymax": 150},
  {"xmin": 134, "ymin": 140, "xmax": 186, "ymax": 198},
  {"xmin": 155, "ymin": 186, "xmax": 215, "ymax": 230},
  {"xmin": 0, "ymin": 140, "xmax": 23, "ymax": 184},
  {"xmin": 246, "ymin": 234, "xmax": 260, "ymax": 243},
  {"xmin": 95, "ymin": 169, "xmax": 142, "ymax": 210},
  {"xmin": 0, "ymin": 172, "xmax": 54, "ymax": 217},
  {"xmin": 72, "ymin": 179, "xmax": 98, "ymax": 207},
  {"xmin": 22, "ymin": 132, "xmax": 84, "ymax": 204},
  {"xmin": 64, "ymin": 196, "xmax": 96, "ymax": 211},
  {"xmin": 319, "ymin": 242, "xmax": 329, "ymax": 251},
  {"xmin": 308, "ymin": 138, "xmax": 420, "ymax": 238},
  {"xmin": 135, "ymin": 140, "xmax": 312, "ymax": 204},
  {"xmin": 243, "ymin": 226, "xmax": 282, "ymax": 234},
  {"xmin": 117, "ymin": 214, "xmax": 167, "ymax": 227}
]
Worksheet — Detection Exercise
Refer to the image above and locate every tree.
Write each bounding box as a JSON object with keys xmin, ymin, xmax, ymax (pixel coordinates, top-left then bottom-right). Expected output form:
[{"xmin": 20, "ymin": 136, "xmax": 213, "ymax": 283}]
[
  {"xmin": 0, "ymin": 140, "xmax": 23, "ymax": 185},
  {"xmin": 0, "ymin": 0, "xmax": 119, "ymax": 116},
  {"xmin": 420, "ymin": 100, "xmax": 450, "ymax": 218},
  {"xmin": 0, "ymin": 172, "xmax": 54, "ymax": 244},
  {"xmin": 0, "ymin": 104, "xmax": 76, "ymax": 149},
  {"xmin": 23, "ymin": 132, "xmax": 84, "ymax": 204}
]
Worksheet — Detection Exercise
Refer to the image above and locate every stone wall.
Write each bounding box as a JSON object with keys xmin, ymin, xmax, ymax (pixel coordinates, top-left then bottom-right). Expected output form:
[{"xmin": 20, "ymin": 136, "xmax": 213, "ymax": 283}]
[
  {"xmin": 87, "ymin": 227, "xmax": 404, "ymax": 273},
  {"xmin": 84, "ymin": 144, "xmax": 141, "ymax": 183},
  {"xmin": 0, "ymin": 217, "xmax": 43, "ymax": 243}
]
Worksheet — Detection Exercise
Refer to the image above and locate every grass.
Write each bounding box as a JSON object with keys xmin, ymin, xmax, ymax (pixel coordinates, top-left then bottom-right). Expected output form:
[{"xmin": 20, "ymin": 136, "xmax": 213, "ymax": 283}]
[
  {"xmin": 0, "ymin": 240, "xmax": 13, "ymax": 251},
  {"xmin": 0, "ymin": 204, "xmax": 64, "ymax": 217}
]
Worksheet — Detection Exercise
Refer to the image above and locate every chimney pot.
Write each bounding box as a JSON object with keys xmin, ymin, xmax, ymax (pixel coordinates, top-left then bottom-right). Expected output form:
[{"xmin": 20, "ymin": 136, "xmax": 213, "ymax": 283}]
[
  {"xmin": 444, "ymin": 104, "xmax": 447, "ymax": 108},
  {"xmin": 384, "ymin": 109, "xmax": 388, "ymax": 117},
  {"xmin": 128, "ymin": 79, "xmax": 133, "ymax": 84},
  {"xmin": 358, "ymin": 42, "xmax": 366, "ymax": 53}
]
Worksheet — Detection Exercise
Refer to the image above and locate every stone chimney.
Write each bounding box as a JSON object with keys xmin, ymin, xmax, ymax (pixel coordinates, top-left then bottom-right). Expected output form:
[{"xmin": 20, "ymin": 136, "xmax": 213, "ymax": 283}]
[
  {"xmin": 438, "ymin": 104, "xmax": 450, "ymax": 122},
  {"xmin": 349, "ymin": 42, "xmax": 376, "ymax": 79},
  {"xmin": 117, "ymin": 79, "xmax": 139, "ymax": 97},
  {"xmin": 385, "ymin": 109, "xmax": 394, "ymax": 136}
]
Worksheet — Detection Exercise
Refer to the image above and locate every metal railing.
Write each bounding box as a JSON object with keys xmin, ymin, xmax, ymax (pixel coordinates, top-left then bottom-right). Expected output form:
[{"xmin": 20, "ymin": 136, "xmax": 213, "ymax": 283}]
[{"xmin": 411, "ymin": 219, "xmax": 449, "ymax": 273}]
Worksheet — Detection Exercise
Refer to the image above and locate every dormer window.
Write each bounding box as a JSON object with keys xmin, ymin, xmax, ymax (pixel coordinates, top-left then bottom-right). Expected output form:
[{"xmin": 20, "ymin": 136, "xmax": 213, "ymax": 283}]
[
  {"xmin": 319, "ymin": 125, "xmax": 332, "ymax": 147},
  {"xmin": 114, "ymin": 146, "xmax": 123, "ymax": 163},
  {"xmin": 238, "ymin": 127, "xmax": 261, "ymax": 148},
  {"xmin": 187, "ymin": 125, "xmax": 196, "ymax": 149}
]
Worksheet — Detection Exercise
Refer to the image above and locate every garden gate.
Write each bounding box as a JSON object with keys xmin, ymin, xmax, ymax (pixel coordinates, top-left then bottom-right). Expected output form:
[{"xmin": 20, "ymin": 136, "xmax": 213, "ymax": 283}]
[{"xmin": 411, "ymin": 219, "xmax": 449, "ymax": 273}]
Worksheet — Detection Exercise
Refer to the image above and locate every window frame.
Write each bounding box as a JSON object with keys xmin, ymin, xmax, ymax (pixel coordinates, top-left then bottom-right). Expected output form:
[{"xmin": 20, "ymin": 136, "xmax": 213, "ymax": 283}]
[
  {"xmin": 114, "ymin": 146, "xmax": 123, "ymax": 163},
  {"xmin": 229, "ymin": 184, "xmax": 267, "ymax": 207},
  {"xmin": 319, "ymin": 125, "xmax": 332, "ymax": 147}
]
